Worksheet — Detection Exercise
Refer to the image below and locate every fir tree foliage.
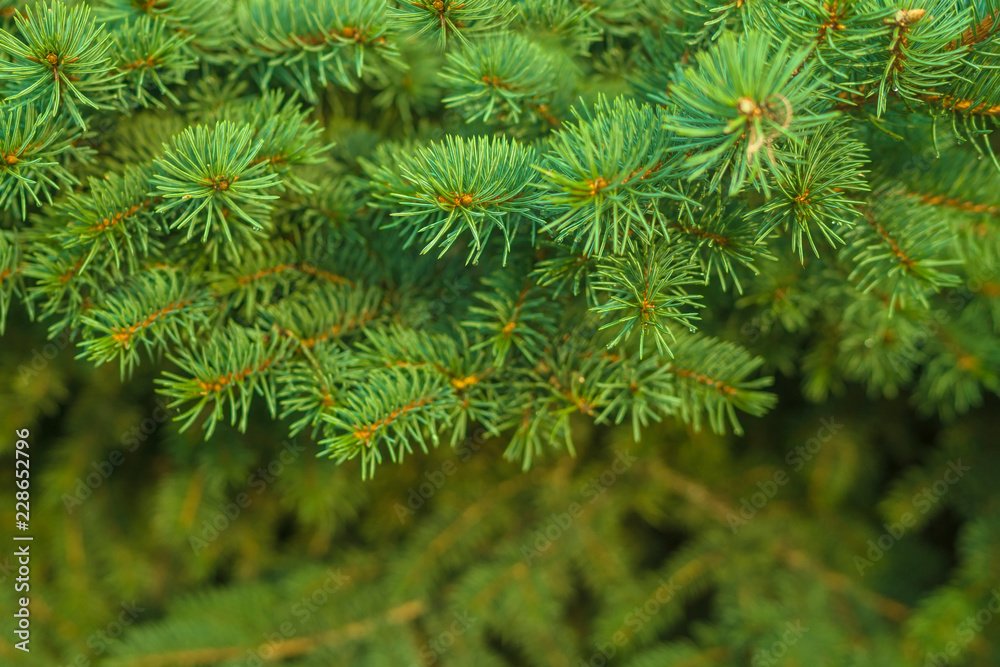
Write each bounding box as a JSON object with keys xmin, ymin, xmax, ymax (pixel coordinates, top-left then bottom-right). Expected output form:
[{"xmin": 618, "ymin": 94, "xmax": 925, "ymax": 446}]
[
  {"xmin": 841, "ymin": 190, "xmax": 962, "ymax": 310},
  {"xmin": 749, "ymin": 122, "xmax": 871, "ymax": 261},
  {"xmin": 365, "ymin": 135, "xmax": 544, "ymax": 263},
  {"xmin": 76, "ymin": 266, "xmax": 213, "ymax": 375},
  {"xmin": 664, "ymin": 184, "xmax": 767, "ymax": 293},
  {"xmin": 95, "ymin": 0, "xmax": 236, "ymax": 60},
  {"xmin": 513, "ymin": 0, "xmax": 599, "ymax": 57},
  {"xmin": 151, "ymin": 120, "xmax": 283, "ymax": 248},
  {"xmin": 538, "ymin": 95, "xmax": 683, "ymax": 257},
  {"xmin": 158, "ymin": 320, "xmax": 292, "ymax": 437},
  {"xmin": 390, "ymin": 0, "xmax": 516, "ymax": 47},
  {"xmin": 51, "ymin": 162, "xmax": 159, "ymax": 271},
  {"xmin": 235, "ymin": 0, "xmax": 402, "ymax": 99},
  {"xmin": 0, "ymin": 228, "xmax": 26, "ymax": 332},
  {"xmin": 0, "ymin": 104, "xmax": 78, "ymax": 216},
  {"xmin": 1, "ymin": 0, "xmax": 1000, "ymax": 479},
  {"xmin": 5, "ymin": 0, "xmax": 1000, "ymax": 665},
  {"xmin": 0, "ymin": 1, "xmax": 118, "ymax": 127},
  {"xmin": 662, "ymin": 31, "xmax": 838, "ymax": 195},
  {"xmin": 441, "ymin": 30, "xmax": 566, "ymax": 126},
  {"xmin": 107, "ymin": 14, "xmax": 196, "ymax": 110},
  {"xmin": 591, "ymin": 241, "xmax": 703, "ymax": 358}
]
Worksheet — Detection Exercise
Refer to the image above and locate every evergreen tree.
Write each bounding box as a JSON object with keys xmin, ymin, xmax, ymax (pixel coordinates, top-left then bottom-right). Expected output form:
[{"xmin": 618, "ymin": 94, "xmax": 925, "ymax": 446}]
[{"xmin": 1, "ymin": 0, "xmax": 1000, "ymax": 665}]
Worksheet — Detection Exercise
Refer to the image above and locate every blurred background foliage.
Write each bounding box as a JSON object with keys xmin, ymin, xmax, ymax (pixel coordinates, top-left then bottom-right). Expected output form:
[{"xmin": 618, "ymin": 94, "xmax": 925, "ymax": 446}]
[
  {"xmin": 1, "ymin": 0, "xmax": 1000, "ymax": 663},
  {"xmin": 2, "ymin": 303, "xmax": 999, "ymax": 666}
]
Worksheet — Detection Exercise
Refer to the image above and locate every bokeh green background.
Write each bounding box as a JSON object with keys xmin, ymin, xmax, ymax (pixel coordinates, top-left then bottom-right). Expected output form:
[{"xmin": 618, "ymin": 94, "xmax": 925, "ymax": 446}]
[{"xmin": 3, "ymin": 304, "xmax": 999, "ymax": 666}]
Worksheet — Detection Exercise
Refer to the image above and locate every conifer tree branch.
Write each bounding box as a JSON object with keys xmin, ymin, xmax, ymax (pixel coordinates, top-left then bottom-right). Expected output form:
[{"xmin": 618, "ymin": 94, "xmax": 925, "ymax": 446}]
[
  {"xmin": 647, "ymin": 461, "xmax": 911, "ymax": 622},
  {"xmin": 123, "ymin": 599, "xmax": 427, "ymax": 666}
]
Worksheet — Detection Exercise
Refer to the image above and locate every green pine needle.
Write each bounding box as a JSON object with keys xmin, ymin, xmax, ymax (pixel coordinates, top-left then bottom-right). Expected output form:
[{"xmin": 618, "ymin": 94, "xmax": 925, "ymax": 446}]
[
  {"xmin": 152, "ymin": 120, "xmax": 282, "ymax": 250},
  {"xmin": 0, "ymin": 0, "xmax": 118, "ymax": 128}
]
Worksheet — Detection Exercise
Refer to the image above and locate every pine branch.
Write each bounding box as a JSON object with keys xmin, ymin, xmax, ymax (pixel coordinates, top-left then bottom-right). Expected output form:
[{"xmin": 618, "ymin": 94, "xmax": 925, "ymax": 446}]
[
  {"xmin": 0, "ymin": 0, "xmax": 118, "ymax": 128},
  {"xmin": 96, "ymin": 0, "xmax": 236, "ymax": 59},
  {"xmin": 0, "ymin": 104, "xmax": 79, "ymax": 217},
  {"xmin": 320, "ymin": 366, "xmax": 457, "ymax": 478},
  {"xmin": 77, "ymin": 266, "xmax": 213, "ymax": 376},
  {"xmin": 21, "ymin": 237, "xmax": 129, "ymax": 336},
  {"xmin": 875, "ymin": 1, "xmax": 970, "ymax": 117},
  {"xmin": 749, "ymin": 121, "xmax": 870, "ymax": 261},
  {"xmin": 263, "ymin": 282, "xmax": 383, "ymax": 349},
  {"xmin": 514, "ymin": 0, "xmax": 599, "ymax": 57},
  {"xmin": 277, "ymin": 342, "xmax": 364, "ymax": 436},
  {"xmin": 912, "ymin": 309, "xmax": 1000, "ymax": 417},
  {"xmin": 112, "ymin": 599, "xmax": 426, "ymax": 667},
  {"xmin": 108, "ymin": 14, "xmax": 196, "ymax": 110},
  {"xmin": 355, "ymin": 324, "xmax": 502, "ymax": 440},
  {"xmin": 151, "ymin": 120, "xmax": 282, "ymax": 252},
  {"xmin": 158, "ymin": 321, "xmax": 293, "ymax": 437},
  {"xmin": 464, "ymin": 269, "xmax": 558, "ymax": 367},
  {"xmin": 389, "ymin": 0, "xmax": 515, "ymax": 47},
  {"xmin": 662, "ymin": 31, "xmax": 838, "ymax": 195},
  {"xmin": 0, "ymin": 229, "xmax": 29, "ymax": 332},
  {"xmin": 531, "ymin": 241, "xmax": 599, "ymax": 303},
  {"xmin": 235, "ymin": 0, "xmax": 402, "ymax": 100},
  {"xmin": 591, "ymin": 240, "xmax": 703, "ymax": 358},
  {"xmin": 663, "ymin": 332, "xmax": 777, "ymax": 435},
  {"xmin": 842, "ymin": 194, "xmax": 962, "ymax": 311},
  {"xmin": 665, "ymin": 185, "xmax": 768, "ymax": 294},
  {"xmin": 440, "ymin": 31, "xmax": 569, "ymax": 126},
  {"xmin": 497, "ymin": 346, "xmax": 610, "ymax": 468},
  {"xmin": 50, "ymin": 162, "xmax": 160, "ymax": 272},
  {"xmin": 832, "ymin": 289, "xmax": 925, "ymax": 398},
  {"xmin": 745, "ymin": 0, "xmax": 893, "ymax": 94},
  {"xmin": 538, "ymin": 95, "xmax": 684, "ymax": 257},
  {"xmin": 367, "ymin": 135, "xmax": 544, "ymax": 264},
  {"xmin": 597, "ymin": 349, "xmax": 680, "ymax": 441},
  {"xmin": 207, "ymin": 239, "xmax": 350, "ymax": 319}
]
